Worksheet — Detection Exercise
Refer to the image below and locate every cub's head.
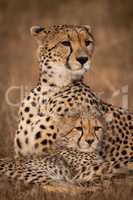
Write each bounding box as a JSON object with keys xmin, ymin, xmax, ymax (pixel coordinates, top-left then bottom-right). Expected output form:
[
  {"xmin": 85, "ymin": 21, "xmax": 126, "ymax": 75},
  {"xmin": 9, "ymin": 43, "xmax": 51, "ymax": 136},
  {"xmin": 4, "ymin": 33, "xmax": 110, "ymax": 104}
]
[
  {"xmin": 62, "ymin": 112, "xmax": 113, "ymax": 152},
  {"xmin": 31, "ymin": 25, "xmax": 94, "ymax": 87}
]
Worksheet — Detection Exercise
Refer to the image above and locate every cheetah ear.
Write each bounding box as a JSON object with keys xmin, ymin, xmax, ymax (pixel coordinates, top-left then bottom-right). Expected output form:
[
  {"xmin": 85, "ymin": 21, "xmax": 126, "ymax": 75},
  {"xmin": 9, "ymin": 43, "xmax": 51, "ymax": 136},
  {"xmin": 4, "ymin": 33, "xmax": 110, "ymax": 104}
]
[
  {"xmin": 83, "ymin": 25, "xmax": 92, "ymax": 33},
  {"xmin": 105, "ymin": 112, "xmax": 113, "ymax": 123},
  {"xmin": 30, "ymin": 26, "xmax": 45, "ymax": 36},
  {"xmin": 30, "ymin": 26, "xmax": 46, "ymax": 43}
]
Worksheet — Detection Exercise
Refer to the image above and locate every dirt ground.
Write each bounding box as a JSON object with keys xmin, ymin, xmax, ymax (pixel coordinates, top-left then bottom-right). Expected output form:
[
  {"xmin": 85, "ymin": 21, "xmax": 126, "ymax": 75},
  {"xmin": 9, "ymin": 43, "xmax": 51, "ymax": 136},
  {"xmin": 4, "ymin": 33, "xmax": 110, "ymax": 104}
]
[{"xmin": 0, "ymin": 0, "xmax": 133, "ymax": 199}]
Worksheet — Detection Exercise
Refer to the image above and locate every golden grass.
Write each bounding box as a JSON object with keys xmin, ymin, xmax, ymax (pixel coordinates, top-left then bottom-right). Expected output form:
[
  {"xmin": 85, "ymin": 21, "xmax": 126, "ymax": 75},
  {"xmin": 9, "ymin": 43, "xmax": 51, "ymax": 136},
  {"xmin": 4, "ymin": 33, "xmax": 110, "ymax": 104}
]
[{"xmin": 0, "ymin": 177, "xmax": 133, "ymax": 200}]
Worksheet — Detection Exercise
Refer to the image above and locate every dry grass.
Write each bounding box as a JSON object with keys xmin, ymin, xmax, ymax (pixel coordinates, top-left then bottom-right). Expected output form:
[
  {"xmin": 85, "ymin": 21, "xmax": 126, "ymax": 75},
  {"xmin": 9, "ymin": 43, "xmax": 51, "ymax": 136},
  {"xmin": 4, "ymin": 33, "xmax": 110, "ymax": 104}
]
[
  {"xmin": 0, "ymin": 177, "xmax": 133, "ymax": 200},
  {"xmin": 0, "ymin": 0, "xmax": 133, "ymax": 199}
]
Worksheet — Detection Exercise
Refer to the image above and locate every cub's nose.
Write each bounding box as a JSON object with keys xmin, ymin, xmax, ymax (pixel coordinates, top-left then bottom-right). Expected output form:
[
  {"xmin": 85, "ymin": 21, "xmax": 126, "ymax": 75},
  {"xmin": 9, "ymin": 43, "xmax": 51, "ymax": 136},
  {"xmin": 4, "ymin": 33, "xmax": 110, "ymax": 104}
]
[
  {"xmin": 86, "ymin": 139, "xmax": 94, "ymax": 145},
  {"xmin": 76, "ymin": 56, "xmax": 88, "ymax": 65}
]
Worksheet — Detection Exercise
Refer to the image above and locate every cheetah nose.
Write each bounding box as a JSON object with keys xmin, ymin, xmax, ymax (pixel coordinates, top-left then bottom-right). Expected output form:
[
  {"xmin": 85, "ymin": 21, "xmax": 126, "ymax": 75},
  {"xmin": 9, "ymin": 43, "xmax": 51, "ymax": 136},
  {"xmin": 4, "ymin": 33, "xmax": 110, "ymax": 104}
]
[
  {"xmin": 86, "ymin": 139, "xmax": 94, "ymax": 145},
  {"xmin": 76, "ymin": 56, "xmax": 88, "ymax": 65}
]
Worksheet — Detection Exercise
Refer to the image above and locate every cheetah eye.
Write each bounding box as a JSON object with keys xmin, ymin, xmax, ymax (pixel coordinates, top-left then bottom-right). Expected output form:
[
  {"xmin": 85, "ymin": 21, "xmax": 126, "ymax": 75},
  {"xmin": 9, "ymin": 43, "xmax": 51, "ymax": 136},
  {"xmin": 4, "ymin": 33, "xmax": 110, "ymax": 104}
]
[
  {"xmin": 85, "ymin": 40, "xmax": 92, "ymax": 46},
  {"xmin": 61, "ymin": 41, "xmax": 71, "ymax": 47}
]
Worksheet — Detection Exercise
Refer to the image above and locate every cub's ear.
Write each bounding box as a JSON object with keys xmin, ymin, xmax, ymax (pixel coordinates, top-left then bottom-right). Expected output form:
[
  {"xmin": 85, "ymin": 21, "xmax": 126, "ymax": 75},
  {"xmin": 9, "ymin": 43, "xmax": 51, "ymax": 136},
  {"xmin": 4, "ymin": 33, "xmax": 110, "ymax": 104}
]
[
  {"xmin": 30, "ymin": 26, "xmax": 46, "ymax": 43},
  {"xmin": 105, "ymin": 112, "xmax": 113, "ymax": 123},
  {"xmin": 83, "ymin": 25, "xmax": 92, "ymax": 33}
]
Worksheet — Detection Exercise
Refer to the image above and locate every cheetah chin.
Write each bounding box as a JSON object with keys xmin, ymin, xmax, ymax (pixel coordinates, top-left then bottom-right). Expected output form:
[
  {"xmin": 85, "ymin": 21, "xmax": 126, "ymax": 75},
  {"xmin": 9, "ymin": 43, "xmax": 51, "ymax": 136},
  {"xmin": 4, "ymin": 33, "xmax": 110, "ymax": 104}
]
[{"xmin": 71, "ymin": 64, "xmax": 91, "ymax": 81}]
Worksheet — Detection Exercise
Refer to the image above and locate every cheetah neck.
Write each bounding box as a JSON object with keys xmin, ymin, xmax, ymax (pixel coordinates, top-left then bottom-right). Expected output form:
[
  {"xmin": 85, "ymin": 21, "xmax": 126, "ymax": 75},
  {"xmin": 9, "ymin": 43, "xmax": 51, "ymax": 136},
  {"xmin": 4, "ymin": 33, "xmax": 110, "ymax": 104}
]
[
  {"xmin": 37, "ymin": 71, "xmax": 70, "ymax": 106},
  {"xmin": 39, "ymin": 73, "xmax": 67, "ymax": 96},
  {"xmin": 39, "ymin": 61, "xmax": 85, "ymax": 92},
  {"xmin": 37, "ymin": 62, "xmax": 85, "ymax": 110}
]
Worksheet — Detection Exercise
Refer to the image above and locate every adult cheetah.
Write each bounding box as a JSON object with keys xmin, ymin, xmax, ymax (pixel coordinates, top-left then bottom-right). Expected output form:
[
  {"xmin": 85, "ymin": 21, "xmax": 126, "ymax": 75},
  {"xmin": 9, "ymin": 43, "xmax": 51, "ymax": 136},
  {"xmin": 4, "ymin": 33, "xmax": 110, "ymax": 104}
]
[
  {"xmin": 14, "ymin": 25, "xmax": 133, "ymax": 174},
  {"xmin": 15, "ymin": 25, "xmax": 95, "ymax": 156}
]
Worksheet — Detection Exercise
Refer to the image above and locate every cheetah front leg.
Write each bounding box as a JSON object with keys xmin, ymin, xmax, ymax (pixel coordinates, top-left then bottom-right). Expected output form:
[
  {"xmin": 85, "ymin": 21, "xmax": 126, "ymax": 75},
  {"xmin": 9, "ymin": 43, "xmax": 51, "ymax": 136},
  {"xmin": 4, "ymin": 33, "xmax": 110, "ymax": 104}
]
[
  {"xmin": 72, "ymin": 160, "xmax": 112, "ymax": 188},
  {"xmin": 18, "ymin": 112, "xmax": 81, "ymax": 155},
  {"xmin": 0, "ymin": 154, "xmax": 72, "ymax": 186}
]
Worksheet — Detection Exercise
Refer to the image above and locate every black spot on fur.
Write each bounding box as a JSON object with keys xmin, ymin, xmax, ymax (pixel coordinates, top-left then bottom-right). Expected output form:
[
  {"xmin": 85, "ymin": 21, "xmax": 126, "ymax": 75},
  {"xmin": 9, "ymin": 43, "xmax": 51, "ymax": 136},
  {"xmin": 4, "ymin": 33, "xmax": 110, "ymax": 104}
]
[
  {"xmin": 64, "ymin": 108, "xmax": 69, "ymax": 112},
  {"xmin": 121, "ymin": 150, "xmax": 127, "ymax": 155},
  {"xmin": 16, "ymin": 138, "xmax": 22, "ymax": 149},
  {"xmin": 81, "ymin": 166, "xmax": 86, "ymax": 172},
  {"xmin": 127, "ymin": 115, "xmax": 132, "ymax": 120},
  {"xmin": 50, "ymin": 125, "xmax": 54, "ymax": 130},
  {"xmin": 57, "ymin": 107, "xmax": 62, "ymax": 112},
  {"xmin": 35, "ymin": 132, "xmax": 41, "ymax": 139},
  {"xmin": 41, "ymin": 139, "xmax": 47, "ymax": 145},
  {"xmin": 43, "ymin": 79, "xmax": 47, "ymax": 83},
  {"xmin": 47, "ymin": 133, "xmax": 52, "ymax": 137},
  {"xmin": 49, "ymin": 83, "xmax": 56, "ymax": 87},
  {"xmin": 40, "ymin": 125, "xmax": 46, "ymax": 129},
  {"xmin": 27, "ymin": 96, "xmax": 31, "ymax": 100},
  {"xmin": 115, "ymin": 152, "xmax": 119, "ymax": 156},
  {"xmin": 37, "ymin": 87, "xmax": 41, "ymax": 92},
  {"xmin": 24, "ymin": 130, "xmax": 28, "ymax": 135},
  {"xmin": 53, "ymin": 133, "xmax": 57, "ymax": 139},
  {"xmin": 24, "ymin": 107, "xmax": 30, "ymax": 112},
  {"xmin": 131, "ymin": 146, "xmax": 133, "ymax": 151},
  {"xmin": 42, "ymin": 148, "xmax": 47, "ymax": 152},
  {"xmin": 114, "ymin": 164, "xmax": 120, "ymax": 168},
  {"xmin": 123, "ymin": 140, "xmax": 128, "ymax": 144},
  {"xmin": 31, "ymin": 102, "xmax": 36, "ymax": 107},
  {"xmin": 34, "ymin": 143, "xmax": 39, "ymax": 149},
  {"xmin": 129, "ymin": 125, "xmax": 133, "ymax": 130},
  {"xmin": 26, "ymin": 120, "xmax": 31, "ymax": 124},
  {"xmin": 94, "ymin": 166, "xmax": 99, "ymax": 171},
  {"xmin": 49, "ymin": 140, "xmax": 53, "ymax": 145},
  {"xmin": 110, "ymin": 147, "xmax": 115, "ymax": 153},
  {"xmin": 25, "ymin": 137, "xmax": 29, "ymax": 144},
  {"xmin": 46, "ymin": 116, "xmax": 50, "ymax": 121}
]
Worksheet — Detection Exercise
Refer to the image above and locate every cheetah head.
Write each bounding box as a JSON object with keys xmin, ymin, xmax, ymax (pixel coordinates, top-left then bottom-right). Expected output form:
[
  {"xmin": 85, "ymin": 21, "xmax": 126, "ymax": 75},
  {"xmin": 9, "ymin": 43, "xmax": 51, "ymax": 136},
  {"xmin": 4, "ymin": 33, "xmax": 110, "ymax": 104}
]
[
  {"xmin": 73, "ymin": 112, "xmax": 113, "ymax": 152},
  {"xmin": 31, "ymin": 25, "xmax": 94, "ymax": 87}
]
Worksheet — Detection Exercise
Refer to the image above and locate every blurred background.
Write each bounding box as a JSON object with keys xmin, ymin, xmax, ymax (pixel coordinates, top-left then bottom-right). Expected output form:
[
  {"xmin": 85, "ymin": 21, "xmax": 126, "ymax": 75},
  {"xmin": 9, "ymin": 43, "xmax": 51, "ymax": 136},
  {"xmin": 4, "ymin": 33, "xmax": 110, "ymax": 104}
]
[{"xmin": 0, "ymin": 0, "xmax": 133, "ymax": 156}]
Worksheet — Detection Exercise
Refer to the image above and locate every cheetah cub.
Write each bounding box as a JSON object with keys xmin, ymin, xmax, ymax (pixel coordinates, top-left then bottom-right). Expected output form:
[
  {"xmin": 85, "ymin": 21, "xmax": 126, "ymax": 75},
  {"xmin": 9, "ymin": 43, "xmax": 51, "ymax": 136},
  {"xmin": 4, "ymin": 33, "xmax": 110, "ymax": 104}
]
[{"xmin": 0, "ymin": 113, "xmax": 112, "ymax": 187}]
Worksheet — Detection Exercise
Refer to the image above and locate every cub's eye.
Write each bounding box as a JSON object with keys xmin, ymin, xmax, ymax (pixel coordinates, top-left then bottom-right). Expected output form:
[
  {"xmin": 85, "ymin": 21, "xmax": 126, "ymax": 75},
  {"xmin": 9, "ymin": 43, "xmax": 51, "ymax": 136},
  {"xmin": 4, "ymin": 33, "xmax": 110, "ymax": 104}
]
[
  {"xmin": 94, "ymin": 126, "xmax": 102, "ymax": 131},
  {"xmin": 85, "ymin": 40, "xmax": 92, "ymax": 46},
  {"xmin": 61, "ymin": 41, "xmax": 71, "ymax": 47}
]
